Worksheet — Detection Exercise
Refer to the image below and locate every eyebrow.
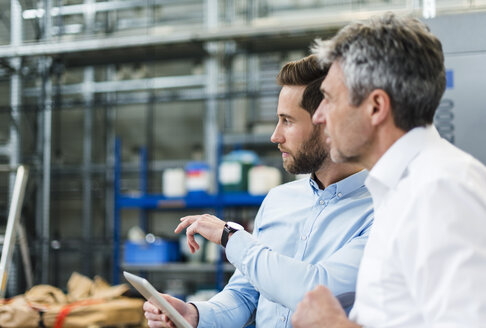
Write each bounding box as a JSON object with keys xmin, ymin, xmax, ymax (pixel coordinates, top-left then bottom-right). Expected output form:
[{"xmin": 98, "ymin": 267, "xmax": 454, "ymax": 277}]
[{"xmin": 278, "ymin": 113, "xmax": 294, "ymax": 120}]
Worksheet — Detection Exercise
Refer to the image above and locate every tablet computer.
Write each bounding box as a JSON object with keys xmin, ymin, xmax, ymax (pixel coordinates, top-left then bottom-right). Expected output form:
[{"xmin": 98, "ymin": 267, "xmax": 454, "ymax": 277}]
[{"xmin": 123, "ymin": 271, "xmax": 192, "ymax": 328}]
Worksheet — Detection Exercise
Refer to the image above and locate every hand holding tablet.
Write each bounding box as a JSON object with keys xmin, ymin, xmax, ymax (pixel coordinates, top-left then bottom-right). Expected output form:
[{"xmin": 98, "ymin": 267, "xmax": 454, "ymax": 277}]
[{"xmin": 124, "ymin": 271, "xmax": 193, "ymax": 328}]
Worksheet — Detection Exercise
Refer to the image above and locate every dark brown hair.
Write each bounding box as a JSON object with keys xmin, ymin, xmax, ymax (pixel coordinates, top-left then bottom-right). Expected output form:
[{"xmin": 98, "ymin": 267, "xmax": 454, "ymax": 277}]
[{"xmin": 276, "ymin": 55, "xmax": 329, "ymax": 116}]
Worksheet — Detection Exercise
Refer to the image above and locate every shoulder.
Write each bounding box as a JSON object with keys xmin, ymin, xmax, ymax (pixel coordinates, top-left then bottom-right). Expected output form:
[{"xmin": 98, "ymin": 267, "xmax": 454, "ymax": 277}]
[
  {"xmin": 395, "ymin": 142, "xmax": 486, "ymax": 236},
  {"xmin": 338, "ymin": 183, "xmax": 374, "ymax": 216},
  {"xmin": 265, "ymin": 177, "xmax": 312, "ymax": 199},
  {"xmin": 408, "ymin": 139, "xmax": 486, "ymax": 189}
]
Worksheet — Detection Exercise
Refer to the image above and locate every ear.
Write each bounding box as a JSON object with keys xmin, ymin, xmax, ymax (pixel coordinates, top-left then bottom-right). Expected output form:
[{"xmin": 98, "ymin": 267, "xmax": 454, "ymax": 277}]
[{"xmin": 366, "ymin": 89, "xmax": 391, "ymax": 127}]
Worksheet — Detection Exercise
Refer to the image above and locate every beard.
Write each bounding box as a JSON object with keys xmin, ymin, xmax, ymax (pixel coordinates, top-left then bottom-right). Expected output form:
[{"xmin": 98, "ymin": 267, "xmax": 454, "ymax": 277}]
[{"xmin": 283, "ymin": 126, "xmax": 328, "ymax": 175}]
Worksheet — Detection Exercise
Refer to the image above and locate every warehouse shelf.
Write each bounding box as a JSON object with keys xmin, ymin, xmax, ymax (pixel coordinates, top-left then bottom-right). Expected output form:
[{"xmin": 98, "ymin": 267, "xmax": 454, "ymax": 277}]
[
  {"xmin": 23, "ymin": 74, "xmax": 206, "ymax": 97},
  {"xmin": 113, "ymin": 139, "xmax": 265, "ymax": 286},
  {"xmin": 2, "ymin": 0, "xmax": 482, "ymax": 292},
  {"xmin": 122, "ymin": 262, "xmax": 235, "ymax": 273},
  {"xmin": 118, "ymin": 192, "xmax": 265, "ymax": 210},
  {"xmin": 2, "ymin": 3, "xmax": 485, "ymax": 62},
  {"xmin": 22, "ymin": 0, "xmax": 202, "ymax": 20}
]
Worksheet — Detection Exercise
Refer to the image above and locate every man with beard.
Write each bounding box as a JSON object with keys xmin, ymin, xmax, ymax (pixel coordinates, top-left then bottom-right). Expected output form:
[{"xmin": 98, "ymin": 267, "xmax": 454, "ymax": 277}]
[{"xmin": 143, "ymin": 55, "xmax": 374, "ymax": 328}]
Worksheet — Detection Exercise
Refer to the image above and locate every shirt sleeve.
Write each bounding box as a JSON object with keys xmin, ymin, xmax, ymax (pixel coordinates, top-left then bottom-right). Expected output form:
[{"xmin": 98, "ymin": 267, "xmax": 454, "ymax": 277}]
[
  {"xmin": 192, "ymin": 269, "xmax": 259, "ymax": 328},
  {"xmin": 191, "ymin": 198, "xmax": 270, "ymax": 328},
  {"xmin": 225, "ymin": 216, "xmax": 373, "ymax": 311},
  {"xmin": 397, "ymin": 175, "xmax": 486, "ymax": 326}
]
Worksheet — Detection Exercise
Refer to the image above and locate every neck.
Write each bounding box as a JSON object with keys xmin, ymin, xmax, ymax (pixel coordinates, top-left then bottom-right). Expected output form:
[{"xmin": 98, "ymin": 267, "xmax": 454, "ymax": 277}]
[
  {"xmin": 313, "ymin": 158, "xmax": 363, "ymax": 189},
  {"xmin": 361, "ymin": 123, "xmax": 406, "ymax": 170}
]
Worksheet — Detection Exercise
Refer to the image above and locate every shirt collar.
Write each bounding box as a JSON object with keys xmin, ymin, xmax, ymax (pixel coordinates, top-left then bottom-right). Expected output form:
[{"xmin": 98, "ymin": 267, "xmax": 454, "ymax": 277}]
[
  {"xmin": 367, "ymin": 125, "xmax": 440, "ymax": 193},
  {"xmin": 308, "ymin": 174, "xmax": 320, "ymax": 195},
  {"xmin": 309, "ymin": 169, "xmax": 368, "ymax": 198}
]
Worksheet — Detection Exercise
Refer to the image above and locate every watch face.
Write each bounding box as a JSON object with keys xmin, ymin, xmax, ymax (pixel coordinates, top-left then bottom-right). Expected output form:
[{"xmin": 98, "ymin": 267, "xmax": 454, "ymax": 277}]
[{"xmin": 227, "ymin": 221, "xmax": 244, "ymax": 230}]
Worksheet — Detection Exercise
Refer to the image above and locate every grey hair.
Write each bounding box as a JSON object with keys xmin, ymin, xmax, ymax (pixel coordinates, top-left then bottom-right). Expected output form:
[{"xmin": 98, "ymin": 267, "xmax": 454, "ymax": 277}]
[{"xmin": 312, "ymin": 13, "xmax": 446, "ymax": 132}]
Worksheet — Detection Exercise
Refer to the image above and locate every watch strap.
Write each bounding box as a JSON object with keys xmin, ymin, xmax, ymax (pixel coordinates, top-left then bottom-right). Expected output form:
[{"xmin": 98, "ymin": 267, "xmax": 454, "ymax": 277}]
[{"xmin": 221, "ymin": 223, "xmax": 236, "ymax": 248}]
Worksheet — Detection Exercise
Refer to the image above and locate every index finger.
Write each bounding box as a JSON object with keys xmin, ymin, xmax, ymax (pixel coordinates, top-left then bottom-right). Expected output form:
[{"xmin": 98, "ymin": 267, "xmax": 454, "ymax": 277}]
[
  {"xmin": 174, "ymin": 215, "xmax": 199, "ymax": 233},
  {"xmin": 143, "ymin": 300, "xmax": 161, "ymax": 314}
]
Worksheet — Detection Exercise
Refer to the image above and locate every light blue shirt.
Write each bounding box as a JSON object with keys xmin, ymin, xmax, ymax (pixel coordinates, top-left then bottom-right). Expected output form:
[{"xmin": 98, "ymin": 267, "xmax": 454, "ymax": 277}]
[{"xmin": 193, "ymin": 170, "xmax": 374, "ymax": 328}]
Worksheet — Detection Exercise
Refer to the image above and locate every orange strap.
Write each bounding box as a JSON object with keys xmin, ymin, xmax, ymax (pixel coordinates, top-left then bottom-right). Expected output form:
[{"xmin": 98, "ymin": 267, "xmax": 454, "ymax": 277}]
[{"xmin": 54, "ymin": 299, "xmax": 104, "ymax": 328}]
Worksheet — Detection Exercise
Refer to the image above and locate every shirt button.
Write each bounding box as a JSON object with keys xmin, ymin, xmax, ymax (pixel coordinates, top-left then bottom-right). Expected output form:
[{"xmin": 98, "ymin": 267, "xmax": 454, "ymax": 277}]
[
  {"xmin": 301, "ymin": 235, "xmax": 307, "ymax": 241},
  {"xmin": 319, "ymin": 200, "xmax": 324, "ymax": 205},
  {"xmin": 280, "ymin": 316, "xmax": 286, "ymax": 322},
  {"xmin": 337, "ymin": 192, "xmax": 343, "ymax": 197}
]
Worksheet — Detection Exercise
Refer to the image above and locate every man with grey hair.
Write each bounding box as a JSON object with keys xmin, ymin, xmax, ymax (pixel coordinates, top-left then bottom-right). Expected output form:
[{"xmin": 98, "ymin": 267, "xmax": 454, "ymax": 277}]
[{"xmin": 291, "ymin": 12, "xmax": 486, "ymax": 328}]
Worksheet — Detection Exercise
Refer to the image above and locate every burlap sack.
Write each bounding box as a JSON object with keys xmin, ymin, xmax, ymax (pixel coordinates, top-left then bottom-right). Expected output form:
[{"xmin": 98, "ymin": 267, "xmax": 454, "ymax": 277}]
[
  {"xmin": 24, "ymin": 285, "xmax": 68, "ymax": 307},
  {"xmin": 66, "ymin": 272, "xmax": 129, "ymax": 302},
  {"xmin": 42, "ymin": 297, "xmax": 144, "ymax": 327},
  {"xmin": 0, "ymin": 296, "xmax": 40, "ymax": 328},
  {"xmin": 0, "ymin": 272, "xmax": 145, "ymax": 328}
]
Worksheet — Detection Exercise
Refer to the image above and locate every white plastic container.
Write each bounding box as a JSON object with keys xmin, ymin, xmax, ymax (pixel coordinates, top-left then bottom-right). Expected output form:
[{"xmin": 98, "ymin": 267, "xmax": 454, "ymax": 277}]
[
  {"xmin": 186, "ymin": 162, "xmax": 210, "ymax": 195},
  {"xmin": 248, "ymin": 166, "xmax": 282, "ymax": 195},
  {"xmin": 162, "ymin": 168, "xmax": 187, "ymax": 197}
]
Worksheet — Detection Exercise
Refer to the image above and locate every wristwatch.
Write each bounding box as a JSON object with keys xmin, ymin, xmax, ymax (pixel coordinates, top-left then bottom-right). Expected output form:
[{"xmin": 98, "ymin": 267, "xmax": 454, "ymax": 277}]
[{"xmin": 221, "ymin": 221, "xmax": 244, "ymax": 248}]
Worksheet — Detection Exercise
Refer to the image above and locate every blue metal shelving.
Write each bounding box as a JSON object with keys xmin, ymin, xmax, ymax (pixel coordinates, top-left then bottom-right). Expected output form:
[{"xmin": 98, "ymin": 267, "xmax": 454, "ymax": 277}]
[
  {"xmin": 113, "ymin": 138, "xmax": 265, "ymax": 286},
  {"xmin": 117, "ymin": 192, "xmax": 265, "ymax": 209}
]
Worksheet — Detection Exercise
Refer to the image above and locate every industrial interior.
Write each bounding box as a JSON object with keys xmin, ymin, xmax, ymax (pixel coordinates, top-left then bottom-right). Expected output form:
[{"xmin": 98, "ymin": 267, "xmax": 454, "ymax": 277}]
[{"xmin": 0, "ymin": 0, "xmax": 485, "ymax": 326}]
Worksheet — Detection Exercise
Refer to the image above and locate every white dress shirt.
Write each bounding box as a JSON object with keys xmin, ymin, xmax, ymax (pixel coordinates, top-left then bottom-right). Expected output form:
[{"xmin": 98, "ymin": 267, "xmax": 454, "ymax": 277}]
[{"xmin": 350, "ymin": 125, "xmax": 486, "ymax": 327}]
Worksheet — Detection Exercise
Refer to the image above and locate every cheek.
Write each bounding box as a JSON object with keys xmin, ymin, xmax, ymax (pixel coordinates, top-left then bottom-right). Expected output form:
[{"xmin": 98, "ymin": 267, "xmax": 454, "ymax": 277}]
[
  {"xmin": 326, "ymin": 108, "xmax": 341, "ymax": 134},
  {"xmin": 331, "ymin": 109, "xmax": 355, "ymax": 146},
  {"xmin": 346, "ymin": 114, "xmax": 370, "ymax": 148}
]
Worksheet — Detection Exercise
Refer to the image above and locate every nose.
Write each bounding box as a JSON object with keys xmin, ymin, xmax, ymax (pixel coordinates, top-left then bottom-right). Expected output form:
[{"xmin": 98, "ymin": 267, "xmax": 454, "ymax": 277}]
[
  {"xmin": 313, "ymin": 100, "xmax": 326, "ymax": 125},
  {"xmin": 271, "ymin": 124, "xmax": 284, "ymax": 144}
]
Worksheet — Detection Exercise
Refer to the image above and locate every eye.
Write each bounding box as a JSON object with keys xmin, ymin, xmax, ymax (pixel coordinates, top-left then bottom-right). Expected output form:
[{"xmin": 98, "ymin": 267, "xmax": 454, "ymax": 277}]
[
  {"xmin": 278, "ymin": 117, "xmax": 290, "ymax": 125},
  {"xmin": 283, "ymin": 116, "xmax": 293, "ymax": 125}
]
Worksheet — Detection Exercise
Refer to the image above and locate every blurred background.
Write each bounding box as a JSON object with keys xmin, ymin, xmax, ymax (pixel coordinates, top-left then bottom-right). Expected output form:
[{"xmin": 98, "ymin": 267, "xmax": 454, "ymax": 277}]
[{"xmin": 0, "ymin": 0, "xmax": 485, "ymax": 304}]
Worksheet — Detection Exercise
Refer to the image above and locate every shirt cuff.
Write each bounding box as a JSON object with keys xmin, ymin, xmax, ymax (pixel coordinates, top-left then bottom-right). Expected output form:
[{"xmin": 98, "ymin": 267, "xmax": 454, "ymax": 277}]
[
  {"xmin": 225, "ymin": 230, "xmax": 257, "ymax": 275},
  {"xmin": 190, "ymin": 301, "xmax": 215, "ymax": 328}
]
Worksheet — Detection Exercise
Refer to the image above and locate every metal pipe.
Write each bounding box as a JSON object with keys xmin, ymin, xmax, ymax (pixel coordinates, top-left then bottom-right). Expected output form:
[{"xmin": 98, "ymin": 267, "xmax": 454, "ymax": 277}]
[
  {"xmin": 0, "ymin": 10, "xmax": 393, "ymax": 58},
  {"xmin": 83, "ymin": 0, "xmax": 95, "ymax": 34},
  {"xmin": 113, "ymin": 139, "xmax": 121, "ymax": 284},
  {"xmin": 23, "ymin": 0, "xmax": 202, "ymax": 19},
  {"xmin": 40, "ymin": 0, "xmax": 53, "ymax": 284},
  {"xmin": 82, "ymin": 66, "xmax": 94, "ymax": 276},
  {"xmin": 23, "ymin": 75, "xmax": 207, "ymax": 97},
  {"xmin": 7, "ymin": 0, "xmax": 23, "ymax": 297},
  {"xmin": 41, "ymin": 58, "xmax": 53, "ymax": 284},
  {"xmin": 204, "ymin": 0, "xmax": 222, "ymax": 289},
  {"xmin": 105, "ymin": 65, "xmax": 116, "ymax": 281},
  {"xmin": 9, "ymin": 0, "xmax": 22, "ymax": 176}
]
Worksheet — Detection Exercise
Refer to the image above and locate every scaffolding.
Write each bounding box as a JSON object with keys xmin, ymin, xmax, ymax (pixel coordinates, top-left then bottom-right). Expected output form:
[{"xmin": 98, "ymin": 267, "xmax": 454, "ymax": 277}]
[{"xmin": 0, "ymin": 0, "xmax": 484, "ymax": 290}]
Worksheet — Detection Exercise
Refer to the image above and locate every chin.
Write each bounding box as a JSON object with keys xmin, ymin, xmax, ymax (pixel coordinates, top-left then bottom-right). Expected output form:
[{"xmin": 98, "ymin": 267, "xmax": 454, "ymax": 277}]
[{"xmin": 330, "ymin": 150, "xmax": 347, "ymax": 164}]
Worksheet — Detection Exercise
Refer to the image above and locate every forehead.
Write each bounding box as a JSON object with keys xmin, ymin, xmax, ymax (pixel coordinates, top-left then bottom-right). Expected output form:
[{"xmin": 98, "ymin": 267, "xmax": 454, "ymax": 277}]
[
  {"xmin": 279, "ymin": 85, "xmax": 304, "ymax": 99},
  {"xmin": 278, "ymin": 85, "xmax": 305, "ymax": 111},
  {"xmin": 278, "ymin": 85, "xmax": 313, "ymax": 118}
]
